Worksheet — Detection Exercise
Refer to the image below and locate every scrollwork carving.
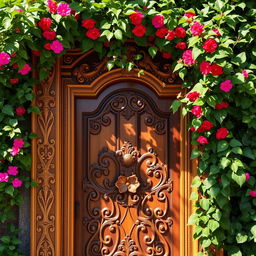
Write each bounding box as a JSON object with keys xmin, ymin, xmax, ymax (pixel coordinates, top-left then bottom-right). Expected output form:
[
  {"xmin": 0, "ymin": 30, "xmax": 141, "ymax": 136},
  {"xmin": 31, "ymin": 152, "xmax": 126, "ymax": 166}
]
[{"xmin": 83, "ymin": 141, "xmax": 173, "ymax": 255}]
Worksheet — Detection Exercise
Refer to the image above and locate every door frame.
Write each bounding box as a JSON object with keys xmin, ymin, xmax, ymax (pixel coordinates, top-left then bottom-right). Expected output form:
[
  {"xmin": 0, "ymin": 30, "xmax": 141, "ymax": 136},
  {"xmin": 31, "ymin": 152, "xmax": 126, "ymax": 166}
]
[{"xmin": 31, "ymin": 49, "xmax": 198, "ymax": 255}]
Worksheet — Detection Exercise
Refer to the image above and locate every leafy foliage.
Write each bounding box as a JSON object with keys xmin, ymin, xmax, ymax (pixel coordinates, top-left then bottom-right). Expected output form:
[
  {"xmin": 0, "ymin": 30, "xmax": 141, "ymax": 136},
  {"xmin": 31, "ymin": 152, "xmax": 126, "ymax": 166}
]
[{"xmin": 0, "ymin": 0, "xmax": 256, "ymax": 255}]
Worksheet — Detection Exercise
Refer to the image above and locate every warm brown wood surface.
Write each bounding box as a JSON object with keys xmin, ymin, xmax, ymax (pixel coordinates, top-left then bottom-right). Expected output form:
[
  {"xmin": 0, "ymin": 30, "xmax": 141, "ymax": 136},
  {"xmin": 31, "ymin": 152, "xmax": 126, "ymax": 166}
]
[{"xmin": 75, "ymin": 83, "xmax": 180, "ymax": 255}]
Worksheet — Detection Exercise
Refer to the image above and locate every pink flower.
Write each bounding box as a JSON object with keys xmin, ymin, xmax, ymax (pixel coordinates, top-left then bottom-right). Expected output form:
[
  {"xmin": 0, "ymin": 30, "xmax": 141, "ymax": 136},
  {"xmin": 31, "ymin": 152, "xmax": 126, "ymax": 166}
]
[
  {"xmin": 15, "ymin": 8, "xmax": 24, "ymax": 12},
  {"xmin": 18, "ymin": 64, "xmax": 31, "ymax": 75},
  {"xmin": 190, "ymin": 21, "xmax": 204, "ymax": 36},
  {"xmin": 50, "ymin": 40, "xmax": 64, "ymax": 54},
  {"xmin": 57, "ymin": 3, "xmax": 71, "ymax": 16},
  {"xmin": 242, "ymin": 70, "xmax": 249, "ymax": 78},
  {"xmin": 175, "ymin": 27, "xmax": 186, "ymax": 38},
  {"xmin": 200, "ymin": 61, "xmax": 211, "ymax": 75},
  {"xmin": 12, "ymin": 178, "xmax": 23, "ymax": 188},
  {"xmin": 129, "ymin": 11, "xmax": 144, "ymax": 25},
  {"xmin": 216, "ymin": 128, "xmax": 228, "ymax": 140},
  {"xmin": 0, "ymin": 173, "xmax": 9, "ymax": 182},
  {"xmin": 0, "ymin": 52, "xmax": 10, "ymax": 66},
  {"xmin": 10, "ymin": 147, "xmax": 20, "ymax": 156},
  {"xmin": 8, "ymin": 166, "xmax": 18, "ymax": 176},
  {"xmin": 175, "ymin": 42, "xmax": 186, "ymax": 49},
  {"xmin": 152, "ymin": 15, "xmax": 164, "ymax": 28},
  {"xmin": 191, "ymin": 105, "xmax": 203, "ymax": 118},
  {"xmin": 202, "ymin": 38, "xmax": 218, "ymax": 53},
  {"xmin": 197, "ymin": 136, "xmax": 208, "ymax": 145},
  {"xmin": 187, "ymin": 91, "xmax": 200, "ymax": 102},
  {"xmin": 16, "ymin": 107, "xmax": 26, "ymax": 116},
  {"xmin": 14, "ymin": 138, "xmax": 24, "ymax": 148},
  {"xmin": 249, "ymin": 191, "xmax": 256, "ymax": 197},
  {"xmin": 245, "ymin": 172, "xmax": 250, "ymax": 182},
  {"xmin": 47, "ymin": 0, "xmax": 57, "ymax": 13},
  {"xmin": 220, "ymin": 80, "xmax": 233, "ymax": 92},
  {"xmin": 42, "ymin": 31, "xmax": 56, "ymax": 40},
  {"xmin": 212, "ymin": 28, "xmax": 221, "ymax": 36},
  {"xmin": 182, "ymin": 50, "xmax": 195, "ymax": 65}
]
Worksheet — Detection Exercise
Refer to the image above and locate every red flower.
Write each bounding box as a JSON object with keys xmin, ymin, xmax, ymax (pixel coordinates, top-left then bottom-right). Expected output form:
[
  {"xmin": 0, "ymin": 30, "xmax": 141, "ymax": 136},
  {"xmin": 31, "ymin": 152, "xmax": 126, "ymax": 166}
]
[
  {"xmin": 162, "ymin": 52, "xmax": 172, "ymax": 59},
  {"xmin": 187, "ymin": 91, "xmax": 200, "ymax": 102},
  {"xmin": 82, "ymin": 19, "xmax": 96, "ymax": 29},
  {"xmin": 197, "ymin": 136, "xmax": 208, "ymax": 145},
  {"xmin": 200, "ymin": 61, "xmax": 211, "ymax": 75},
  {"xmin": 16, "ymin": 107, "xmax": 26, "ymax": 116},
  {"xmin": 103, "ymin": 41, "xmax": 110, "ymax": 47},
  {"xmin": 197, "ymin": 121, "xmax": 214, "ymax": 132},
  {"xmin": 212, "ymin": 28, "xmax": 221, "ymax": 36},
  {"xmin": 152, "ymin": 15, "xmax": 164, "ymax": 28},
  {"xmin": 155, "ymin": 27, "xmax": 168, "ymax": 38},
  {"xmin": 191, "ymin": 105, "xmax": 203, "ymax": 118},
  {"xmin": 129, "ymin": 11, "xmax": 144, "ymax": 25},
  {"xmin": 11, "ymin": 52, "xmax": 16, "ymax": 58},
  {"xmin": 175, "ymin": 27, "xmax": 186, "ymax": 38},
  {"xmin": 184, "ymin": 12, "xmax": 196, "ymax": 18},
  {"xmin": 86, "ymin": 28, "xmax": 101, "ymax": 40},
  {"xmin": 42, "ymin": 30, "xmax": 56, "ymax": 40},
  {"xmin": 32, "ymin": 50, "xmax": 41, "ymax": 56},
  {"xmin": 132, "ymin": 24, "xmax": 146, "ymax": 37},
  {"xmin": 216, "ymin": 127, "xmax": 228, "ymax": 140},
  {"xmin": 166, "ymin": 30, "xmax": 175, "ymax": 41},
  {"xmin": 38, "ymin": 18, "xmax": 52, "ymax": 31},
  {"xmin": 190, "ymin": 126, "xmax": 196, "ymax": 132},
  {"xmin": 10, "ymin": 78, "xmax": 19, "ymax": 84},
  {"xmin": 175, "ymin": 42, "xmax": 186, "ymax": 49},
  {"xmin": 147, "ymin": 36, "xmax": 155, "ymax": 42},
  {"xmin": 215, "ymin": 102, "xmax": 229, "ymax": 110},
  {"xmin": 12, "ymin": 64, "xmax": 18, "ymax": 69},
  {"xmin": 202, "ymin": 38, "xmax": 218, "ymax": 53},
  {"xmin": 44, "ymin": 43, "xmax": 52, "ymax": 50},
  {"xmin": 47, "ymin": 0, "xmax": 57, "ymax": 13},
  {"xmin": 211, "ymin": 63, "xmax": 223, "ymax": 76}
]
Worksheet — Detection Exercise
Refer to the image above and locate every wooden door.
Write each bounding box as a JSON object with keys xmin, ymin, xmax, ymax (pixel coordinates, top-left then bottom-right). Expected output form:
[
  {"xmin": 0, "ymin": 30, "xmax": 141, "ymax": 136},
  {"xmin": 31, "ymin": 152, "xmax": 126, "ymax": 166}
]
[{"xmin": 75, "ymin": 82, "xmax": 180, "ymax": 256}]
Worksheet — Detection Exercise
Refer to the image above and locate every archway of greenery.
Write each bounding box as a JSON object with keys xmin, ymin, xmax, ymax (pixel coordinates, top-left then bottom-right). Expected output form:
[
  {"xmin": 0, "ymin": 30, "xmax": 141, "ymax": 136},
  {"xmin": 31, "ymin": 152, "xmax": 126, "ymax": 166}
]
[{"xmin": 0, "ymin": 0, "xmax": 256, "ymax": 255}]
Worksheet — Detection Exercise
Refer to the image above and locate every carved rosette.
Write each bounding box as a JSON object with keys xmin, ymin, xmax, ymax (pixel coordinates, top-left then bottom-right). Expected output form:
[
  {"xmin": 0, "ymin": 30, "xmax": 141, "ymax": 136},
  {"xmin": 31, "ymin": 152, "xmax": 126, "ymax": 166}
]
[
  {"xmin": 83, "ymin": 142, "xmax": 173, "ymax": 256},
  {"xmin": 35, "ymin": 68, "xmax": 56, "ymax": 255}
]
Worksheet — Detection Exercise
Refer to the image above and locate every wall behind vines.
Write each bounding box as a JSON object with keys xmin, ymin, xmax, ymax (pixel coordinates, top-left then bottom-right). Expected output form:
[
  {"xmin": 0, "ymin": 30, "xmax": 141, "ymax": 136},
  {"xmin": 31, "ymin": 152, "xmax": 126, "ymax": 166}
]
[{"xmin": 0, "ymin": 0, "xmax": 256, "ymax": 255}]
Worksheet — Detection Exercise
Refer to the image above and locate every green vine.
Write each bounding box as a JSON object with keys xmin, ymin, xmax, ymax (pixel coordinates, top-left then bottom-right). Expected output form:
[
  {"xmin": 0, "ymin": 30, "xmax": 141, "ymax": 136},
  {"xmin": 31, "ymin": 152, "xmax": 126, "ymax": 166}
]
[{"xmin": 0, "ymin": 0, "xmax": 256, "ymax": 255}]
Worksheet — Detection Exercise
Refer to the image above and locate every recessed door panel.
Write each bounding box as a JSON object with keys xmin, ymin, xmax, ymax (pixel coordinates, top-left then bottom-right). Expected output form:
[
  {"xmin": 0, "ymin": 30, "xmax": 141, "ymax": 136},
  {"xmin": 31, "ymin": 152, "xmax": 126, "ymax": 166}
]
[{"xmin": 75, "ymin": 83, "xmax": 180, "ymax": 256}]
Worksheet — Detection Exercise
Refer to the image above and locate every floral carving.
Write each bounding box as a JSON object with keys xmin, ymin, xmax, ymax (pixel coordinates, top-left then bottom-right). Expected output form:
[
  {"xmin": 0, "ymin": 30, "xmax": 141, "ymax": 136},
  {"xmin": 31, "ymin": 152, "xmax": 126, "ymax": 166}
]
[{"xmin": 115, "ymin": 175, "xmax": 140, "ymax": 194}]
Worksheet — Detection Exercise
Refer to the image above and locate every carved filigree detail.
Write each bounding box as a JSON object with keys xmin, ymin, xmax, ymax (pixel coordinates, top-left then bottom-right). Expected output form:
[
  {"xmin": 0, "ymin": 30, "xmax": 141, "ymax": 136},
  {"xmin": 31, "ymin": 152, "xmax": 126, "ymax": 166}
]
[
  {"xmin": 83, "ymin": 142, "xmax": 173, "ymax": 256},
  {"xmin": 35, "ymin": 68, "xmax": 56, "ymax": 255},
  {"xmin": 144, "ymin": 113, "xmax": 166, "ymax": 135}
]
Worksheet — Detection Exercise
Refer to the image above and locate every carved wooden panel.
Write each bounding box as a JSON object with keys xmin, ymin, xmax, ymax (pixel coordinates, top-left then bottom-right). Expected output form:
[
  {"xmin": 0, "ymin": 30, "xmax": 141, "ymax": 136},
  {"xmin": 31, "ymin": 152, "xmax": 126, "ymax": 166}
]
[{"xmin": 75, "ymin": 88, "xmax": 180, "ymax": 255}]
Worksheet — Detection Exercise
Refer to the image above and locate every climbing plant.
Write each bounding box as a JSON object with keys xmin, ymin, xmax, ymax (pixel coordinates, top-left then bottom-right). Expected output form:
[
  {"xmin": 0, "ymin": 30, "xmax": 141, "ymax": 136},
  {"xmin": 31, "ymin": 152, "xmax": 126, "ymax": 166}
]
[{"xmin": 0, "ymin": 0, "xmax": 256, "ymax": 255}]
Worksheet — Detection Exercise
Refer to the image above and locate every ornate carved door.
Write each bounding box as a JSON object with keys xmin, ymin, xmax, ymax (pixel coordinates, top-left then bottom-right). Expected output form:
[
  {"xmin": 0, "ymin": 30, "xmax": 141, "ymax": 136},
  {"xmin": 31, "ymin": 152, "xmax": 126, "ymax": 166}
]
[{"xmin": 75, "ymin": 82, "xmax": 180, "ymax": 255}]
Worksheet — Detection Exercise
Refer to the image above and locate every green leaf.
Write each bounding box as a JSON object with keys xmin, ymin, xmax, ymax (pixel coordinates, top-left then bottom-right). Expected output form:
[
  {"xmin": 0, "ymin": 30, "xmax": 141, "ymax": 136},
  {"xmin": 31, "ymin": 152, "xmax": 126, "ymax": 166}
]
[
  {"xmin": 148, "ymin": 46, "xmax": 158, "ymax": 58},
  {"xmin": 200, "ymin": 198, "xmax": 210, "ymax": 211},
  {"xmin": 5, "ymin": 185, "xmax": 14, "ymax": 196},
  {"xmin": 231, "ymin": 147, "xmax": 243, "ymax": 155},
  {"xmin": 191, "ymin": 176, "xmax": 201, "ymax": 188},
  {"xmin": 173, "ymin": 63, "xmax": 183, "ymax": 73},
  {"xmin": 189, "ymin": 191, "xmax": 198, "ymax": 200},
  {"xmin": 101, "ymin": 30, "xmax": 113, "ymax": 41},
  {"xmin": 192, "ymin": 46, "xmax": 204, "ymax": 60},
  {"xmin": 231, "ymin": 170, "xmax": 246, "ymax": 186},
  {"xmin": 214, "ymin": 110, "xmax": 227, "ymax": 124},
  {"xmin": 2, "ymin": 105, "xmax": 14, "ymax": 116},
  {"xmin": 217, "ymin": 140, "xmax": 229, "ymax": 152},
  {"xmin": 236, "ymin": 233, "xmax": 248, "ymax": 243},
  {"xmin": 251, "ymin": 225, "xmax": 256, "ymax": 238},
  {"xmin": 107, "ymin": 61, "xmax": 115, "ymax": 71},
  {"xmin": 114, "ymin": 29, "xmax": 123, "ymax": 40},
  {"xmin": 188, "ymin": 213, "xmax": 198, "ymax": 225},
  {"xmin": 208, "ymin": 219, "xmax": 220, "ymax": 232},
  {"xmin": 188, "ymin": 36, "xmax": 200, "ymax": 48},
  {"xmin": 230, "ymin": 139, "xmax": 242, "ymax": 147},
  {"xmin": 170, "ymin": 100, "xmax": 181, "ymax": 113},
  {"xmin": 81, "ymin": 38, "xmax": 94, "ymax": 52},
  {"xmin": 232, "ymin": 52, "xmax": 246, "ymax": 66},
  {"xmin": 191, "ymin": 148, "xmax": 201, "ymax": 159}
]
